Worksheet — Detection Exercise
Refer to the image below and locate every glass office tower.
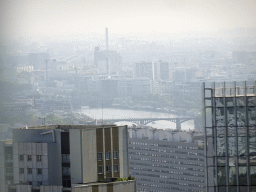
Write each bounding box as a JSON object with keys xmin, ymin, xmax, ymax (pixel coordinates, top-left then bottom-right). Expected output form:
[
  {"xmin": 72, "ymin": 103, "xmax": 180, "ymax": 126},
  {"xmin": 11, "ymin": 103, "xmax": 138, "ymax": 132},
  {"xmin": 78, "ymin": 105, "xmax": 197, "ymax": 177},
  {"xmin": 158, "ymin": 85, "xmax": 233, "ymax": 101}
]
[{"xmin": 203, "ymin": 81, "xmax": 256, "ymax": 192}]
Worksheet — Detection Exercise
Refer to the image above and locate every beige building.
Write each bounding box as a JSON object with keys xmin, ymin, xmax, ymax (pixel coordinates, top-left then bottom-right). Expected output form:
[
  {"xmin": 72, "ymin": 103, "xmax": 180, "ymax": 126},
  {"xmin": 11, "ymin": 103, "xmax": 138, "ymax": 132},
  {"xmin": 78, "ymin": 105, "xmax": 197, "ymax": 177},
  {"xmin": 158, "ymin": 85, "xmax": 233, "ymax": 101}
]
[{"xmin": 2, "ymin": 125, "xmax": 135, "ymax": 192}]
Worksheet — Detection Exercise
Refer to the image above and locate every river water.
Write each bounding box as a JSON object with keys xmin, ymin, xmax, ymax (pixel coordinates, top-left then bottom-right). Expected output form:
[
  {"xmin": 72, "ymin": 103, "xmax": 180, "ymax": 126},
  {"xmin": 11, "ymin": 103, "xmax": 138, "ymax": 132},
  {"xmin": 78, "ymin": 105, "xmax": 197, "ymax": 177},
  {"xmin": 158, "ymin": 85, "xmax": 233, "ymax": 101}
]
[{"xmin": 79, "ymin": 108, "xmax": 194, "ymax": 131}]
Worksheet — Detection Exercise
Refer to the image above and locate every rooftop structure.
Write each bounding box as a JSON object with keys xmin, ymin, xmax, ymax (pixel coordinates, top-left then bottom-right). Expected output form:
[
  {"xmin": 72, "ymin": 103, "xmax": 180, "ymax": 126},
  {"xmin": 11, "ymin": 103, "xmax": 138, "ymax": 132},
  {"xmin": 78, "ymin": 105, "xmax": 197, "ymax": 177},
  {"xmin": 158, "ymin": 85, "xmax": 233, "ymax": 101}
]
[{"xmin": 1, "ymin": 125, "xmax": 135, "ymax": 192}]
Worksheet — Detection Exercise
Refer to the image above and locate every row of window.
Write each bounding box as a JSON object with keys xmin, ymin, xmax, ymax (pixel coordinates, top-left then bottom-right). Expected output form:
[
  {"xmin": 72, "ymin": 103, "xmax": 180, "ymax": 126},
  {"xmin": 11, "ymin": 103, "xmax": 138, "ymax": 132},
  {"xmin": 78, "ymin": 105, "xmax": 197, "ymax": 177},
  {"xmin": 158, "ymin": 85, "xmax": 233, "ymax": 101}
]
[
  {"xmin": 25, "ymin": 181, "xmax": 42, "ymax": 186},
  {"xmin": 137, "ymin": 179, "xmax": 204, "ymax": 191},
  {"xmin": 129, "ymin": 150, "xmax": 203, "ymax": 158},
  {"xmin": 98, "ymin": 165, "xmax": 119, "ymax": 173},
  {"xmin": 131, "ymin": 164, "xmax": 203, "ymax": 173},
  {"xmin": 131, "ymin": 169, "xmax": 204, "ymax": 178},
  {"xmin": 130, "ymin": 162, "xmax": 204, "ymax": 173},
  {"xmin": 130, "ymin": 155, "xmax": 204, "ymax": 164},
  {"xmin": 129, "ymin": 146, "xmax": 204, "ymax": 157},
  {"xmin": 20, "ymin": 168, "xmax": 42, "ymax": 175},
  {"xmin": 98, "ymin": 151, "xmax": 118, "ymax": 161},
  {"xmin": 20, "ymin": 155, "xmax": 41, "ymax": 162},
  {"xmin": 129, "ymin": 141, "xmax": 200, "ymax": 150}
]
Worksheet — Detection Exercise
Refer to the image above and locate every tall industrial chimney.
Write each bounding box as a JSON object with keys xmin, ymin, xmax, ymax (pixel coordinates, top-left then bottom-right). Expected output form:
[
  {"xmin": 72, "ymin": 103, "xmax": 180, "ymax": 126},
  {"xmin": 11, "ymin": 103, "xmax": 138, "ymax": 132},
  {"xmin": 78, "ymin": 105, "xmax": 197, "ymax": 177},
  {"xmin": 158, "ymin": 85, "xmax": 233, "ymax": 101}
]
[{"xmin": 106, "ymin": 28, "xmax": 108, "ymax": 50}]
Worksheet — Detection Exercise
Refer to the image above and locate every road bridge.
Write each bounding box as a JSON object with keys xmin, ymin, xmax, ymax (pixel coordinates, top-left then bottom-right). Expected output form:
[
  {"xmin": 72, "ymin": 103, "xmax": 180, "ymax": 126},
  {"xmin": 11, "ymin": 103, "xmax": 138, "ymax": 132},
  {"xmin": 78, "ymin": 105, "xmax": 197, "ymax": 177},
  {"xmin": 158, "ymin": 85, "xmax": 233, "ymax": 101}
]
[{"xmin": 96, "ymin": 117, "xmax": 193, "ymax": 130}]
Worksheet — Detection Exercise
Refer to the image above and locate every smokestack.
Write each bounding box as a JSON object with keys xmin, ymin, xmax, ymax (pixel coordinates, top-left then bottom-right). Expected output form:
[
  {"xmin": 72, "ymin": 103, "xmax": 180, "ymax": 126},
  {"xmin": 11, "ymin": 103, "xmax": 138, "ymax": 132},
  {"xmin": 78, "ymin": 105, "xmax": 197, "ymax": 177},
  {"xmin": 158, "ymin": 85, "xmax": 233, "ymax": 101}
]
[{"xmin": 106, "ymin": 28, "xmax": 108, "ymax": 50}]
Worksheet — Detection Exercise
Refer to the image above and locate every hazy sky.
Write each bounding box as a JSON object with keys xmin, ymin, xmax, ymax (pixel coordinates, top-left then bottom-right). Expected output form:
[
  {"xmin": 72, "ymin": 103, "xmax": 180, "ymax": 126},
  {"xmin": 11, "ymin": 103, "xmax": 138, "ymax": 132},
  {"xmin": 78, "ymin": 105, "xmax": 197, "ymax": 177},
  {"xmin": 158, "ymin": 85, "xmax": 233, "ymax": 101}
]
[{"xmin": 1, "ymin": 0, "xmax": 256, "ymax": 41}]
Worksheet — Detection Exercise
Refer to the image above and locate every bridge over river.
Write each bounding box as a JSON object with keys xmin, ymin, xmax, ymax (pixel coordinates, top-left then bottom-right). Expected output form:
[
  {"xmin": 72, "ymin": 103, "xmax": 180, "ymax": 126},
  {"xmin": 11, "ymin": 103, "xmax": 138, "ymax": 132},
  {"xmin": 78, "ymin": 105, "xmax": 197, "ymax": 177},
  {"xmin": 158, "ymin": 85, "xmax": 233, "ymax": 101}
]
[{"xmin": 96, "ymin": 117, "xmax": 193, "ymax": 130}]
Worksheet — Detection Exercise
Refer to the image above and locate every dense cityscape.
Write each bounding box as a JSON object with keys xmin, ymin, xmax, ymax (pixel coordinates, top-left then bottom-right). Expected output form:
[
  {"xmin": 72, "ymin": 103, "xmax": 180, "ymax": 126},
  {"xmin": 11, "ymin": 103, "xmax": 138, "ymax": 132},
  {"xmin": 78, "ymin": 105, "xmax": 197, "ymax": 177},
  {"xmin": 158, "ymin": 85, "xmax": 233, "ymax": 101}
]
[{"xmin": 1, "ymin": 0, "xmax": 256, "ymax": 191}]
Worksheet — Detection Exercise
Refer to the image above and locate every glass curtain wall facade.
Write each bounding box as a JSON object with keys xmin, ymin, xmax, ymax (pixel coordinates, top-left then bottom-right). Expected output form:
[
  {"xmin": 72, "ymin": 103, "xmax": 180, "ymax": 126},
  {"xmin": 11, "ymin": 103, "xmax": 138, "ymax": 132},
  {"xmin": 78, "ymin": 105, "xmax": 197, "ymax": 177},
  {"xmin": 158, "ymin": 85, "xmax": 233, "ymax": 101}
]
[{"xmin": 203, "ymin": 81, "xmax": 256, "ymax": 192}]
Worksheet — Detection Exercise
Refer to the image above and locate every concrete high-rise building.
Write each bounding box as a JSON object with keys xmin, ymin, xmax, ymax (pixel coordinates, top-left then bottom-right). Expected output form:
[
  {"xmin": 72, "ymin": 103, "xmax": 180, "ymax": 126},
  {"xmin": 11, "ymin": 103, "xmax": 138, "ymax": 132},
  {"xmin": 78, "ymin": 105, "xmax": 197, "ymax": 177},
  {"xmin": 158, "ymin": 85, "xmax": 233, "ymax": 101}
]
[
  {"xmin": 94, "ymin": 47, "xmax": 122, "ymax": 75},
  {"xmin": 134, "ymin": 62, "xmax": 154, "ymax": 80},
  {"xmin": 154, "ymin": 61, "xmax": 170, "ymax": 81},
  {"xmin": 2, "ymin": 125, "xmax": 135, "ymax": 192},
  {"xmin": 203, "ymin": 81, "xmax": 256, "ymax": 192},
  {"xmin": 128, "ymin": 127, "xmax": 205, "ymax": 192},
  {"xmin": 0, "ymin": 140, "xmax": 13, "ymax": 192}
]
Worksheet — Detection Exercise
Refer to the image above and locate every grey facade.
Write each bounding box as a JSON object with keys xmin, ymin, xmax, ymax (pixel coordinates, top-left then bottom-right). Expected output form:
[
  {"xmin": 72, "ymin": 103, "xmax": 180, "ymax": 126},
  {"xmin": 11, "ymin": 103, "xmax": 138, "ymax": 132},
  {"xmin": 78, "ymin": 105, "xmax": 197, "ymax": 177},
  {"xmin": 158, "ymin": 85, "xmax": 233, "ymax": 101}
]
[
  {"xmin": 203, "ymin": 81, "xmax": 256, "ymax": 192},
  {"xmin": 4, "ymin": 125, "xmax": 134, "ymax": 192},
  {"xmin": 0, "ymin": 140, "xmax": 13, "ymax": 192},
  {"xmin": 128, "ymin": 127, "xmax": 205, "ymax": 192}
]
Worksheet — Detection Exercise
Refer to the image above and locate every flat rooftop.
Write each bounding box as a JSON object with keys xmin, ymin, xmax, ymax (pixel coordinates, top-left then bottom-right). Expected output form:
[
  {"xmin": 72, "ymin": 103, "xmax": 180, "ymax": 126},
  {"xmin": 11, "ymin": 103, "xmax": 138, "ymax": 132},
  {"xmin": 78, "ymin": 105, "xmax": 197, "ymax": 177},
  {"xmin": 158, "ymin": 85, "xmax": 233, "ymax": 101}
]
[{"xmin": 15, "ymin": 124, "xmax": 122, "ymax": 130}]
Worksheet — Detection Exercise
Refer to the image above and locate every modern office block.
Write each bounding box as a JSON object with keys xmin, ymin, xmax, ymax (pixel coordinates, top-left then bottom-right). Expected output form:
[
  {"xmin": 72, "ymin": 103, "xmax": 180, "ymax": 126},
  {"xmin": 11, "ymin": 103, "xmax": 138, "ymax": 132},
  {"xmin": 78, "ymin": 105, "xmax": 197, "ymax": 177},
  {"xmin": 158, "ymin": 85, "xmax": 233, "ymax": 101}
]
[
  {"xmin": 203, "ymin": 81, "xmax": 256, "ymax": 192},
  {"xmin": 128, "ymin": 127, "xmax": 205, "ymax": 192},
  {"xmin": 4, "ymin": 125, "xmax": 135, "ymax": 192}
]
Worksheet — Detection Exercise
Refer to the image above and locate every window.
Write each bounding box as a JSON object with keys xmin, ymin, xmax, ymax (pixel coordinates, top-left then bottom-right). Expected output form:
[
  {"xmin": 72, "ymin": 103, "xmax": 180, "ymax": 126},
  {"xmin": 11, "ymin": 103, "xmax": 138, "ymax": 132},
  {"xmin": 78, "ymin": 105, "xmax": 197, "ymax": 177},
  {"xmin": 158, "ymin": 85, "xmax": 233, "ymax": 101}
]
[
  {"xmin": 106, "ymin": 151, "xmax": 111, "ymax": 160},
  {"xmin": 19, "ymin": 155, "xmax": 24, "ymax": 161},
  {"xmin": 28, "ymin": 168, "xmax": 32, "ymax": 174},
  {"xmin": 20, "ymin": 168, "xmax": 24, "ymax": 174},
  {"xmin": 98, "ymin": 165, "xmax": 103, "ymax": 174},
  {"xmin": 37, "ymin": 155, "xmax": 41, "ymax": 162},
  {"xmin": 28, "ymin": 155, "xmax": 32, "ymax": 161},
  {"xmin": 114, "ymin": 164, "xmax": 119, "ymax": 172},
  {"xmin": 62, "ymin": 167, "xmax": 70, "ymax": 176},
  {"xmin": 106, "ymin": 165, "xmax": 111, "ymax": 172},
  {"xmin": 37, "ymin": 169, "xmax": 42, "ymax": 175},
  {"xmin": 113, "ymin": 151, "xmax": 118, "ymax": 159},
  {"xmin": 98, "ymin": 152, "xmax": 103, "ymax": 161},
  {"xmin": 28, "ymin": 182, "xmax": 32, "ymax": 185},
  {"xmin": 62, "ymin": 154, "xmax": 70, "ymax": 163},
  {"xmin": 38, "ymin": 182, "xmax": 42, "ymax": 186}
]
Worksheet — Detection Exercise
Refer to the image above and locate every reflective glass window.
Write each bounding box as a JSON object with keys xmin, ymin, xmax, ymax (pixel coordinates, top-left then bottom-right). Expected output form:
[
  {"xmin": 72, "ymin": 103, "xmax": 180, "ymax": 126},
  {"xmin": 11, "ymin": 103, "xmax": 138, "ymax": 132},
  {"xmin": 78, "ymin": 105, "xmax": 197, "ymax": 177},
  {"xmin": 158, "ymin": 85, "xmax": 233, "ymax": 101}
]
[
  {"xmin": 239, "ymin": 156, "xmax": 247, "ymax": 166},
  {"xmin": 216, "ymin": 98, "xmax": 224, "ymax": 107},
  {"xmin": 250, "ymin": 137, "xmax": 256, "ymax": 156},
  {"xmin": 250, "ymin": 156, "xmax": 256, "ymax": 166},
  {"xmin": 217, "ymin": 127, "xmax": 226, "ymax": 137},
  {"xmin": 237, "ymin": 127, "xmax": 247, "ymax": 137},
  {"xmin": 229, "ymin": 157, "xmax": 237, "ymax": 167},
  {"xmin": 239, "ymin": 186, "xmax": 248, "ymax": 191},
  {"xmin": 218, "ymin": 157, "xmax": 226, "ymax": 166},
  {"xmin": 227, "ymin": 107, "xmax": 236, "ymax": 126},
  {"xmin": 228, "ymin": 127, "xmax": 236, "ymax": 137},
  {"xmin": 217, "ymin": 167, "xmax": 226, "ymax": 186},
  {"xmin": 228, "ymin": 137, "xmax": 237, "ymax": 156},
  {"xmin": 237, "ymin": 97, "xmax": 245, "ymax": 106},
  {"xmin": 216, "ymin": 108, "xmax": 225, "ymax": 126},
  {"xmin": 229, "ymin": 186, "xmax": 237, "ymax": 192},
  {"xmin": 237, "ymin": 107, "xmax": 246, "ymax": 127},
  {"xmin": 248, "ymin": 97, "xmax": 256, "ymax": 107},
  {"xmin": 251, "ymin": 166, "xmax": 256, "ymax": 185},
  {"xmin": 248, "ymin": 107, "xmax": 256, "ymax": 126},
  {"xmin": 226, "ymin": 97, "xmax": 235, "ymax": 107},
  {"xmin": 217, "ymin": 137, "xmax": 226, "ymax": 156},
  {"xmin": 218, "ymin": 186, "xmax": 226, "ymax": 192},
  {"xmin": 239, "ymin": 166, "xmax": 247, "ymax": 185},
  {"xmin": 250, "ymin": 126, "xmax": 256, "ymax": 136},
  {"xmin": 238, "ymin": 137, "xmax": 247, "ymax": 156},
  {"xmin": 229, "ymin": 166, "xmax": 237, "ymax": 185}
]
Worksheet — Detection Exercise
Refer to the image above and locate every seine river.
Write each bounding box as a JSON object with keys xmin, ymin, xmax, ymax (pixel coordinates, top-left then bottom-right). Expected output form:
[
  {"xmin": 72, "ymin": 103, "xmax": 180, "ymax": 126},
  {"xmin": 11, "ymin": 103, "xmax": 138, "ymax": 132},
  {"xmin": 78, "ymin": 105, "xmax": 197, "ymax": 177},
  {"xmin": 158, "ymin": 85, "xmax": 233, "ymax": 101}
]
[{"xmin": 79, "ymin": 108, "xmax": 194, "ymax": 131}]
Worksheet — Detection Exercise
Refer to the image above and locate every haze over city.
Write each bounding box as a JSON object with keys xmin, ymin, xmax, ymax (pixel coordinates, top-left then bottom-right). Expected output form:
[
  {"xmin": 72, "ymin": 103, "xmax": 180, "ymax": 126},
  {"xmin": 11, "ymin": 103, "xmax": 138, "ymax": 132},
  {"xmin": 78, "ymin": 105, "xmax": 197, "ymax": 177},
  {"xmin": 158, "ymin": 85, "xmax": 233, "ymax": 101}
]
[
  {"xmin": 1, "ymin": 0, "xmax": 256, "ymax": 41},
  {"xmin": 0, "ymin": 0, "xmax": 256, "ymax": 192}
]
